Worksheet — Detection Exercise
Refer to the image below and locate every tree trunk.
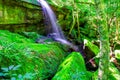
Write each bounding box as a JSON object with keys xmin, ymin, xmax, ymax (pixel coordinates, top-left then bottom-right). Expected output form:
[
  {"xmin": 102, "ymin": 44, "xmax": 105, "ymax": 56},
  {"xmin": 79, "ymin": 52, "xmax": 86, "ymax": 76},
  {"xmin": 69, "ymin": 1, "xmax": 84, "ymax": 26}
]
[{"xmin": 94, "ymin": 0, "xmax": 110, "ymax": 80}]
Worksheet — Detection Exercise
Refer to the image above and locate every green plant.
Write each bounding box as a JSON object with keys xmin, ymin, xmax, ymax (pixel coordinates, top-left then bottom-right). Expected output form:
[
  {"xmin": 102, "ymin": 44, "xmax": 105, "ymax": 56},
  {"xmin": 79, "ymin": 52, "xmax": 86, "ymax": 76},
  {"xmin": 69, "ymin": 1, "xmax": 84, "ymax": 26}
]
[{"xmin": 0, "ymin": 65, "xmax": 36, "ymax": 80}]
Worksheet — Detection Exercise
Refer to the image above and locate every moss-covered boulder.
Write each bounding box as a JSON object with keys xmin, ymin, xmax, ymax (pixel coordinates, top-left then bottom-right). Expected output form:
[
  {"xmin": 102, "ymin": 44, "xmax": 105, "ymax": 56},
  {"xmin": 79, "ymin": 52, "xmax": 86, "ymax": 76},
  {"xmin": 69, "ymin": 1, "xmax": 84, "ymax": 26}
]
[
  {"xmin": 84, "ymin": 39, "xmax": 100, "ymax": 56},
  {"xmin": 0, "ymin": 30, "xmax": 34, "ymax": 43},
  {"xmin": 18, "ymin": 31, "xmax": 42, "ymax": 41},
  {"xmin": 0, "ymin": 30, "xmax": 65, "ymax": 79},
  {"xmin": 52, "ymin": 52, "xmax": 92, "ymax": 80}
]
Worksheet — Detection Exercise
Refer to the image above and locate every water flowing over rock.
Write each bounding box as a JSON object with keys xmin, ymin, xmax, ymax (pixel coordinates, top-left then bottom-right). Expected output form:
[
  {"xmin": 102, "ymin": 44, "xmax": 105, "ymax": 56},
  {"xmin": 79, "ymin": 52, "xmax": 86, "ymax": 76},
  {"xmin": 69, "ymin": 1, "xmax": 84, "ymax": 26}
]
[
  {"xmin": 37, "ymin": 0, "xmax": 79, "ymax": 52},
  {"xmin": 37, "ymin": 0, "xmax": 65, "ymax": 39}
]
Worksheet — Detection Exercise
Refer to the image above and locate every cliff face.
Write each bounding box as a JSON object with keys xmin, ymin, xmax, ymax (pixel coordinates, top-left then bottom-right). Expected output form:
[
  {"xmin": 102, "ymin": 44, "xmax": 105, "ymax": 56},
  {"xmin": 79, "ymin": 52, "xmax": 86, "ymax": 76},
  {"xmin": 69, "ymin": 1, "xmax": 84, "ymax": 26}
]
[{"xmin": 0, "ymin": 0, "xmax": 45, "ymax": 34}]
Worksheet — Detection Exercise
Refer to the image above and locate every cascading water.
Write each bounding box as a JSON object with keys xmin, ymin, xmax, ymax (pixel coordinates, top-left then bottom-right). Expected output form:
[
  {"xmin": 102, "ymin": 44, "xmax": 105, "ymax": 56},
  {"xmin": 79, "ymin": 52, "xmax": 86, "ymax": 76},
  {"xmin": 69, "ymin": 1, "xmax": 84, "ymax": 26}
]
[
  {"xmin": 37, "ymin": 0, "xmax": 65, "ymax": 39},
  {"xmin": 37, "ymin": 0, "xmax": 79, "ymax": 51}
]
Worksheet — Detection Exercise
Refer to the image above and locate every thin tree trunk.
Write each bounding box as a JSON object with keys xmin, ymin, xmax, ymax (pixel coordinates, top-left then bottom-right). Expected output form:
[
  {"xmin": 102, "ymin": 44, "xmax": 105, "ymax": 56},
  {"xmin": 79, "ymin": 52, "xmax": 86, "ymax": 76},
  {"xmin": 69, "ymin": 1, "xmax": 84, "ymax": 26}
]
[{"xmin": 94, "ymin": 0, "xmax": 110, "ymax": 80}]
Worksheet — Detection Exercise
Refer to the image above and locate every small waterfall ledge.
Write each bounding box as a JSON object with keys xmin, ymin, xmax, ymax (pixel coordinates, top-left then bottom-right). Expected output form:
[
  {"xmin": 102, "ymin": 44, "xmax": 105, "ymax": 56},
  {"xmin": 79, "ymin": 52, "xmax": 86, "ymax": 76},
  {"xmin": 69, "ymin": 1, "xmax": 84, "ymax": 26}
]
[{"xmin": 37, "ymin": 0, "xmax": 79, "ymax": 52}]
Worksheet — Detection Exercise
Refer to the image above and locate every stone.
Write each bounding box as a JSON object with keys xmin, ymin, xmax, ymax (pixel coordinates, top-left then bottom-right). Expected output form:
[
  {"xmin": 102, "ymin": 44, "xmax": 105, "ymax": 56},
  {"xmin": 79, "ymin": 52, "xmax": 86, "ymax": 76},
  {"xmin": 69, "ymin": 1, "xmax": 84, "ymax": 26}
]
[
  {"xmin": 52, "ymin": 52, "xmax": 92, "ymax": 80},
  {"xmin": 0, "ymin": 30, "xmax": 65, "ymax": 79},
  {"xmin": 0, "ymin": 0, "xmax": 44, "ymax": 34}
]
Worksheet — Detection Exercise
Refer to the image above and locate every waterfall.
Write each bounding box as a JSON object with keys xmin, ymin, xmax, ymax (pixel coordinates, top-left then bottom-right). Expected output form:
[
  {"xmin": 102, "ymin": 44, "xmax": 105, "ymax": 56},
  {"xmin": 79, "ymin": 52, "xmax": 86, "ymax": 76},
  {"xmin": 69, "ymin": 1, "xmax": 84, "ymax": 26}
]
[
  {"xmin": 37, "ymin": 0, "xmax": 65, "ymax": 39},
  {"xmin": 37, "ymin": 0, "xmax": 79, "ymax": 52}
]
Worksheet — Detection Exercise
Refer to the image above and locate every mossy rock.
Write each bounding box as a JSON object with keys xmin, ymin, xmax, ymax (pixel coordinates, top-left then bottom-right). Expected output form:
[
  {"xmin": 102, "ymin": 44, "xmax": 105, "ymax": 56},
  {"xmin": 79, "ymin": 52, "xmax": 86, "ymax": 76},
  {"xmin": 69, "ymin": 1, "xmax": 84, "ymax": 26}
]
[
  {"xmin": 84, "ymin": 39, "xmax": 100, "ymax": 70},
  {"xmin": 84, "ymin": 39, "xmax": 100, "ymax": 56},
  {"xmin": 0, "ymin": 30, "xmax": 34, "ymax": 43},
  {"xmin": 52, "ymin": 52, "xmax": 92, "ymax": 80},
  {"xmin": 18, "ymin": 32, "xmax": 41, "ymax": 41},
  {"xmin": 0, "ymin": 30, "xmax": 65, "ymax": 79},
  {"xmin": 114, "ymin": 50, "xmax": 120, "ymax": 60}
]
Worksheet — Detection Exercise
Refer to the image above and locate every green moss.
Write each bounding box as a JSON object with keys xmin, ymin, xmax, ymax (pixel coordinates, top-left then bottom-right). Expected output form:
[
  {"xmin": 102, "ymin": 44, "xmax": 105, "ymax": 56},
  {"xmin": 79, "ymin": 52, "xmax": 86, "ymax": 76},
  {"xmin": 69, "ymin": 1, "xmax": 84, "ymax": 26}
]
[
  {"xmin": 92, "ymin": 63, "xmax": 120, "ymax": 80},
  {"xmin": 52, "ymin": 52, "xmax": 92, "ymax": 80},
  {"xmin": 0, "ymin": 0, "xmax": 43, "ymax": 33},
  {"xmin": 84, "ymin": 39, "xmax": 100, "ymax": 55},
  {"xmin": 0, "ymin": 30, "xmax": 34, "ymax": 43},
  {"xmin": 18, "ymin": 32, "xmax": 41, "ymax": 41},
  {"xmin": 0, "ymin": 0, "xmax": 41, "ymax": 24},
  {"xmin": 109, "ymin": 63, "xmax": 120, "ymax": 80},
  {"xmin": 91, "ymin": 70, "xmax": 98, "ymax": 80},
  {"xmin": 114, "ymin": 50, "xmax": 120, "ymax": 60},
  {"xmin": 21, "ymin": 0, "xmax": 39, "ymax": 6},
  {"xmin": 0, "ymin": 30, "xmax": 65, "ymax": 79}
]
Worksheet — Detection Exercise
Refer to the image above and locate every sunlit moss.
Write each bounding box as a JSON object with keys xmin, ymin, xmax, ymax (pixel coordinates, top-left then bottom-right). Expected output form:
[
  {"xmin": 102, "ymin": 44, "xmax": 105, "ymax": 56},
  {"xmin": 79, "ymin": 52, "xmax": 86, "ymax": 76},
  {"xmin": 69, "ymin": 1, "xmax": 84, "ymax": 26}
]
[
  {"xmin": 114, "ymin": 50, "xmax": 120, "ymax": 60},
  {"xmin": 92, "ymin": 63, "xmax": 120, "ymax": 80},
  {"xmin": 0, "ymin": 30, "xmax": 65, "ymax": 79},
  {"xmin": 0, "ymin": 30, "xmax": 34, "ymax": 43},
  {"xmin": 52, "ymin": 52, "xmax": 92, "ymax": 80},
  {"xmin": 84, "ymin": 39, "xmax": 100, "ymax": 55}
]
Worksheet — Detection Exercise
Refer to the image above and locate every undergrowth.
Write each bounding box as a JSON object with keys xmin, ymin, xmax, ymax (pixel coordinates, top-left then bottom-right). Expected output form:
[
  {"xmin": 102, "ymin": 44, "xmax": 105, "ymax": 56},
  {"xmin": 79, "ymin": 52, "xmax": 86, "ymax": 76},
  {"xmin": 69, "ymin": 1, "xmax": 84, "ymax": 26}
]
[{"xmin": 0, "ymin": 30, "xmax": 65, "ymax": 79}]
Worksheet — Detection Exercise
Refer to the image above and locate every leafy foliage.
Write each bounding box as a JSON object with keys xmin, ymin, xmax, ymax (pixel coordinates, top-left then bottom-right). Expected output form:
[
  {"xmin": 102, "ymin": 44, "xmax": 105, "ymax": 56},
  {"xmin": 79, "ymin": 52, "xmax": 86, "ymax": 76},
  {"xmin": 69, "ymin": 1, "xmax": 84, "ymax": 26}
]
[
  {"xmin": 47, "ymin": 0, "xmax": 97, "ymax": 42},
  {"xmin": 47, "ymin": 0, "xmax": 120, "ymax": 44},
  {"xmin": 0, "ymin": 65, "xmax": 36, "ymax": 80},
  {"xmin": 92, "ymin": 63, "xmax": 120, "ymax": 80}
]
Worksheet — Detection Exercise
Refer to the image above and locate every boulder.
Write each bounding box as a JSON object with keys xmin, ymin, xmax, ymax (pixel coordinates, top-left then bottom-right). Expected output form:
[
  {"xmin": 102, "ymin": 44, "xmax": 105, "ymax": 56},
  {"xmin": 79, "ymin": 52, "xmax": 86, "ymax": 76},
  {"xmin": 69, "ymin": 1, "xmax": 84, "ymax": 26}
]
[
  {"xmin": 0, "ymin": 30, "xmax": 65, "ymax": 79},
  {"xmin": 84, "ymin": 39, "xmax": 100, "ymax": 56},
  {"xmin": 0, "ymin": 0, "xmax": 44, "ymax": 34},
  {"xmin": 52, "ymin": 52, "xmax": 92, "ymax": 80}
]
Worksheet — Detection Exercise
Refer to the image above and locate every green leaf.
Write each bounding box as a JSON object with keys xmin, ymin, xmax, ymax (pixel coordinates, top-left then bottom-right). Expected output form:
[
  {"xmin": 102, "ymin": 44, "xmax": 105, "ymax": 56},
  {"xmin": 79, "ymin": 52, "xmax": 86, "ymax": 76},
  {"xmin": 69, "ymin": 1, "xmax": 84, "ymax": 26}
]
[
  {"xmin": 18, "ymin": 74, "xmax": 23, "ymax": 79},
  {"xmin": 23, "ymin": 73, "xmax": 35, "ymax": 79},
  {"xmin": 11, "ymin": 77, "xmax": 16, "ymax": 80},
  {"xmin": 9, "ymin": 65, "xmax": 14, "ymax": 70},
  {"xmin": 1, "ymin": 67, "xmax": 9, "ymax": 72},
  {"xmin": 0, "ymin": 73, "xmax": 4, "ymax": 76},
  {"xmin": 13, "ymin": 65, "xmax": 21, "ymax": 70}
]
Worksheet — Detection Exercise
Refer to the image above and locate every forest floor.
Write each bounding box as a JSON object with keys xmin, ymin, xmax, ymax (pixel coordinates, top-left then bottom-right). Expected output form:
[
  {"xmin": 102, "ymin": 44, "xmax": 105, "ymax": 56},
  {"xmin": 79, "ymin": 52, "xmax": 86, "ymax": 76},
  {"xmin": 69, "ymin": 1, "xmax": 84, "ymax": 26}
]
[{"xmin": 0, "ymin": 30, "xmax": 120, "ymax": 80}]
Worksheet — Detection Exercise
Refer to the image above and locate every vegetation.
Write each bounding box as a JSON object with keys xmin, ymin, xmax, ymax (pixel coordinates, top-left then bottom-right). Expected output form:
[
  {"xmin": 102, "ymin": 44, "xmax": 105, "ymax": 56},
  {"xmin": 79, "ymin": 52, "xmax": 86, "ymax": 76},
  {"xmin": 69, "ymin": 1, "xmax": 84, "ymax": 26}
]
[
  {"xmin": 94, "ymin": 0, "xmax": 110, "ymax": 79},
  {"xmin": 0, "ymin": 0, "xmax": 120, "ymax": 80},
  {"xmin": 0, "ymin": 30, "xmax": 65, "ymax": 79},
  {"xmin": 52, "ymin": 52, "xmax": 92, "ymax": 80}
]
